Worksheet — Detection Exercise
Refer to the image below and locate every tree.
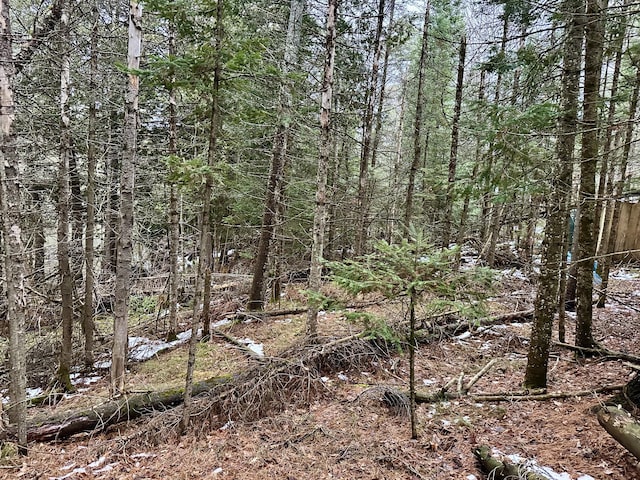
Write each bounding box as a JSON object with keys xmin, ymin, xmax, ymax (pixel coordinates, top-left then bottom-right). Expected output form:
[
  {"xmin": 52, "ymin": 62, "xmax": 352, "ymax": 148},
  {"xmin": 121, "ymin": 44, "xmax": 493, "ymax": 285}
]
[
  {"xmin": 330, "ymin": 232, "xmax": 492, "ymax": 439},
  {"xmin": 404, "ymin": 2, "xmax": 429, "ymax": 230},
  {"xmin": 248, "ymin": 0, "xmax": 306, "ymax": 311},
  {"xmin": 182, "ymin": 0, "xmax": 225, "ymax": 432},
  {"xmin": 0, "ymin": 0, "xmax": 28, "ymax": 454},
  {"xmin": 524, "ymin": 0, "xmax": 585, "ymax": 388},
  {"xmin": 307, "ymin": 0, "xmax": 337, "ymax": 338},
  {"xmin": 82, "ymin": 0, "xmax": 99, "ymax": 367},
  {"xmin": 442, "ymin": 35, "xmax": 466, "ymax": 248},
  {"xmin": 56, "ymin": 0, "xmax": 75, "ymax": 392},
  {"xmin": 575, "ymin": 0, "xmax": 605, "ymax": 350},
  {"xmin": 111, "ymin": 0, "xmax": 143, "ymax": 396}
]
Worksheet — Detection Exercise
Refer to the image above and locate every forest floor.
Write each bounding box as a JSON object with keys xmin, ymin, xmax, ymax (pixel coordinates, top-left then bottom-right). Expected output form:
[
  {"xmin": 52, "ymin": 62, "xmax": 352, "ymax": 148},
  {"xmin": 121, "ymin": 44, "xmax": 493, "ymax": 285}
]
[{"xmin": 4, "ymin": 267, "xmax": 640, "ymax": 479}]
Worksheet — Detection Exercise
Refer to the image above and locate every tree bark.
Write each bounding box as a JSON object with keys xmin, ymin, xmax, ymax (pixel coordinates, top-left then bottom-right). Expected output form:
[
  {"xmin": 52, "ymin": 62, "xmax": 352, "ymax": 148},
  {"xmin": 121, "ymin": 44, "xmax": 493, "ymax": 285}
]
[
  {"xmin": 0, "ymin": 0, "xmax": 28, "ymax": 453},
  {"xmin": 597, "ymin": 406, "xmax": 640, "ymax": 461},
  {"xmin": 56, "ymin": 0, "xmax": 74, "ymax": 392},
  {"xmin": 404, "ymin": 2, "xmax": 429, "ymax": 230},
  {"xmin": 442, "ymin": 35, "xmax": 466, "ymax": 248},
  {"xmin": 524, "ymin": 0, "xmax": 584, "ymax": 389},
  {"xmin": 111, "ymin": 1, "xmax": 142, "ymax": 396},
  {"xmin": 575, "ymin": 0, "xmax": 604, "ymax": 350},
  {"xmin": 182, "ymin": 0, "xmax": 224, "ymax": 432},
  {"xmin": 354, "ymin": 0, "xmax": 385, "ymax": 256},
  {"xmin": 1, "ymin": 377, "xmax": 231, "ymax": 443},
  {"xmin": 83, "ymin": 2, "xmax": 99, "ymax": 368},
  {"xmin": 307, "ymin": 0, "xmax": 337, "ymax": 338},
  {"xmin": 167, "ymin": 17, "xmax": 179, "ymax": 342},
  {"xmin": 597, "ymin": 60, "xmax": 640, "ymax": 306},
  {"xmin": 248, "ymin": 0, "xmax": 305, "ymax": 311}
]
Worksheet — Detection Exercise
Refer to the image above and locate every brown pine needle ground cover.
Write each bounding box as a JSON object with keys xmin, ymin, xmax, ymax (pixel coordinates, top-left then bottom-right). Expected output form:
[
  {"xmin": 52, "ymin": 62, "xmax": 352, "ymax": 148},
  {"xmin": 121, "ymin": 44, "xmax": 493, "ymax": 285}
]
[{"xmin": 4, "ymin": 271, "xmax": 640, "ymax": 479}]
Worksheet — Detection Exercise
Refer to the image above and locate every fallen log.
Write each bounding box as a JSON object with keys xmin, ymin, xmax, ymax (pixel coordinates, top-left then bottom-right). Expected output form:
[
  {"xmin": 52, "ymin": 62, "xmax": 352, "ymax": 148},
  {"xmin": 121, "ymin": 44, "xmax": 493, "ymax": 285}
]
[
  {"xmin": 473, "ymin": 445, "xmax": 552, "ymax": 480},
  {"xmin": 2, "ymin": 376, "xmax": 231, "ymax": 443},
  {"xmin": 414, "ymin": 384, "xmax": 623, "ymax": 404},
  {"xmin": 554, "ymin": 341, "xmax": 640, "ymax": 364},
  {"xmin": 597, "ymin": 406, "xmax": 640, "ymax": 461},
  {"xmin": 416, "ymin": 309, "xmax": 534, "ymax": 341}
]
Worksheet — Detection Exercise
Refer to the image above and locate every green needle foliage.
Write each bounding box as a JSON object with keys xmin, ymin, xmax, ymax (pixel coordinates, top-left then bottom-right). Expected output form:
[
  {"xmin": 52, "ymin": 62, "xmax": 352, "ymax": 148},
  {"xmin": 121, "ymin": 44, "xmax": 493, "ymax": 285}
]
[{"xmin": 328, "ymin": 227, "xmax": 494, "ymax": 438}]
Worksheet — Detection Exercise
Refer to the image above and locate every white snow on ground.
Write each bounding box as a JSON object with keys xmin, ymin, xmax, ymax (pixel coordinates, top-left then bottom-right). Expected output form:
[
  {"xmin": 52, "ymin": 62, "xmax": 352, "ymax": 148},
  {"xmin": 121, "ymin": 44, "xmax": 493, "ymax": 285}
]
[
  {"xmin": 611, "ymin": 268, "xmax": 640, "ymax": 280},
  {"xmin": 498, "ymin": 449, "xmax": 594, "ymax": 480},
  {"xmin": 238, "ymin": 338, "xmax": 264, "ymax": 357}
]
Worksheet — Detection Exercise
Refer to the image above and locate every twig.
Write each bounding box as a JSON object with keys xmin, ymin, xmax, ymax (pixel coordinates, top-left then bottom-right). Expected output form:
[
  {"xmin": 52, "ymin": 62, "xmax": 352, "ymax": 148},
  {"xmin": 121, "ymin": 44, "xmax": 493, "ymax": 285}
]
[{"xmin": 463, "ymin": 359, "xmax": 498, "ymax": 393}]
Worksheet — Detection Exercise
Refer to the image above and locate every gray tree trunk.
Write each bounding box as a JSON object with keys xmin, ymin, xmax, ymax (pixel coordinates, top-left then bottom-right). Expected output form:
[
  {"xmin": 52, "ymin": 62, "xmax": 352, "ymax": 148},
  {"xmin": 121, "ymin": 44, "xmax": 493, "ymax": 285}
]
[
  {"xmin": 83, "ymin": 2, "xmax": 99, "ymax": 368},
  {"xmin": 56, "ymin": 1, "xmax": 74, "ymax": 391},
  {"xmin": 575, "ymin": 0, "xmax": 605, "ymax": 350},
  {"xmin": 524, "ymin": 0, "xmax": 584, "ymax": 388},
  {"xmin": 404, "ymin": 2, "xmax": 429, "ymax": 230},
  {"xmin": 111, "ymin": 1, "xmax": 142, "ymax": 396},
  {"xmin": 307, "ymin": 0, "xmax": 337, "ymax": 338},
  {"xmin": 442, "ymin": 35, "xmax": 466, "ymax": 248},
  {"xmin": 0, "ymin": 0, "xmax": 28, "ymax": 453},
  {"xmin": 248, "ymin": 0, "xmax": 305, "ymax": 311}
]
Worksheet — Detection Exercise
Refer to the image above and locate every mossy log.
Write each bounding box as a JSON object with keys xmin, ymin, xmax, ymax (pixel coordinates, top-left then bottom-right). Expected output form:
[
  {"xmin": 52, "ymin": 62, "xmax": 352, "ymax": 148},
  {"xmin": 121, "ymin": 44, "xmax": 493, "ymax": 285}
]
[
  {"xmin": 473, "ymin": 445, "xmax": 553, "ymax": 480},
  {"xmin": 3, "ymin": 376, "xmax": 230, "ymax": 443},
  {"xmin": 597, "ymin": 406, "xmax": 640, "ymax": 461}
]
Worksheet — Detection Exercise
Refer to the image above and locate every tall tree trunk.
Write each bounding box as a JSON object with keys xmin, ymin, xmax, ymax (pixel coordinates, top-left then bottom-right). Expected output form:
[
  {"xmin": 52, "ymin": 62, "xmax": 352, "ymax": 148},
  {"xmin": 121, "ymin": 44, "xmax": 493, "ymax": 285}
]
[
  {"xmin": 524, "ymin": 0, "xmax": 584, "ymax": 388},
  {"xmin": 404, "ymin": 2, "xmax": 429, "ymax": 229},
  {"xmin": 307, "ymin": 0, "xmax": 337, "ymax": 338},
  {"xmin": 442, "ymin": 35, "xmax": 466, "ymax": 248},
  {"xmin": 0, "ymin": 0, "xmax": 28, "ymax": 454},
  {"xmin": 370, "ymin": 0, "xmax": 394, "ymax": 170},
  {"xmin": 593, "ymin": 6, "xmax": 626, "ymax": 241},
  {"xmin": 83, "ymin": 2, "xmax": 99, "ymax": 368},
  {"xmin": 167, "ymin": 18, "xmax": 179, "ymax": 342},
  {"xmin": 56, "ymin": 0, "xmax": 74, "ymax": 392},
  {"xmin": 598, "ymin": 60, "xmax": 640, "ymax": 306},
  {"xmin": 575, "ymin": 0, "xmax": 604, "ymax": 350},
  {"xmin": 111, "ymin": 0, "xmax": 142, "ymax": 396},
  {"xmin": 248, "ymin": 0, "xmax": 305, "ymax": 311},
  {"xmin": 103, "ymin": 124, "xmax": 119, "ymax": 275},
  {"xmin": 354, "ymin": 0, "xmax": 385, "ymax": 256},
  {"xmin": 181, "ymin": 0, "xmax": 224, "ymax": 432}
]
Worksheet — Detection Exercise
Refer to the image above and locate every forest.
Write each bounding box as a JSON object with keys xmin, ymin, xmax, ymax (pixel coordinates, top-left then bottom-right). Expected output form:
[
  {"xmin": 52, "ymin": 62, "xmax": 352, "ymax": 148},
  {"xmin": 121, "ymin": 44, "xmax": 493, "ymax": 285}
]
[{"xmin": 1, "ymin": 0, "xmax": 640, "ymax": 478}]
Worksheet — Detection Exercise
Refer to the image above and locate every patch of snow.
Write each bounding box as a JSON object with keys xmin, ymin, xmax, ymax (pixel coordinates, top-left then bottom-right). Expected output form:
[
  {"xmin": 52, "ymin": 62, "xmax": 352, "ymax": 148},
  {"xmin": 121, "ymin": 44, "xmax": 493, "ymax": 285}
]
[
  {"xmin": 422, "ymin": 378, "xmax": 436, "ymax": 386},
  {"xmin": 455, "ymin": 331, "xmax": 472, "ymax": 340},
  {"xmin": 71, "ymin": 375, "xmax": 102, "ymax": 387},
  {"xmin": 466, "ymin": 475, "xmax": 478, "ymax": 480},
  {"xmin": 321, "ymin": 376, "xmax": 329, "ymax": 383},
  {"xmin": 87, "ymin": 457, "xmax": 106, "ymax": 468},
  {"xmin": 611, "ymin": 269, "xmax": 639, "ymax": 280},
  {"xmin": 337, "ymin": 373, "xmax": 349, "ymax": 381},
  {"xmin": 213, "ymin": 467, "xmax": 224, "ymax": 475},
  {"xmin": 26, "ymin": 387, "xmax": 44, "ymax": 399},
  {"xmin": 212, "ymin": 318, "xmax": 232, "ymax": 328},
  {"xmin": 220, "ymin": 420, "xmax": 234, "ymax": 430},
  {"xmin": 498, "ymin": 449, "xmax": 574, "ymax": 480},
  {"xmin": 94, "ymin": 360, "xmax": 111, "ymax": 369},
  {"xmin": 93, "ymin": 464, "xmax": 118, "ymax": 474},
  {"xmin": 577, "ymin": 476, "xmax": 595, "ymax": 480},
  {"xmin": 239, "ymin": 338, "xmax": 264, "ymax": 357}
]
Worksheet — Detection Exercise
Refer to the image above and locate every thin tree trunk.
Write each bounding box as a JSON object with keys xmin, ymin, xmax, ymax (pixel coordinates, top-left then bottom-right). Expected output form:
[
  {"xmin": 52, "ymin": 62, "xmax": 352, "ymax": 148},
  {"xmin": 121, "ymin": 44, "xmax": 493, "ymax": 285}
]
[
  {"xmin": 442, "ymin": 35, "xmax": 466, "ymax": 248},
  {"xmin": 0, "ymin": 0, "xmax": 28, "ymax": 454},
  {"xmin": 248, "ymin": 0, "xmax": 305, "ymax": 310},
  {"xmin": 56, "ymin": 1, "xmax": 74, "ymax": 392},
  {"xmin": 524, "ymin": 0, "xmax": 584, "ymax": 388},
  {"xmin": 594, "ymin": 7, "xmax": 626, "ymax": 240},
  {"xmin": 111, "ymin": 1, "xmax": 142, "ymax": 396},
  {"xmin": 598, "ymin": 61, "xmax": 640, "ymax": 306},
  {"xmin": 404, "ymin": 2, "xmax": 429, "ymax": 229},
  {"xmin": 83, "ymin": 2, "xmax": 99, "ymax": 368},
  {"xmin": 181, "ymin": 0, "xmax": 224, "ymax": 432},
  {"xmin": 166, "ymin": 16, "xmax": 179, "ymax": 342},
  {"xmin": 575, "ymin": 0, "xmax": 604, "ymax": 350},
  {"xmin": 307, "ymin": 0, "xmax": 337, "ymax": 338},
  {"xmin": 370, "ymin": 0, "xmax": 394, "ymax": 170},
  {"xmin": 355, "ymin": 0, "xmax": 385, "ymax": 255}
]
